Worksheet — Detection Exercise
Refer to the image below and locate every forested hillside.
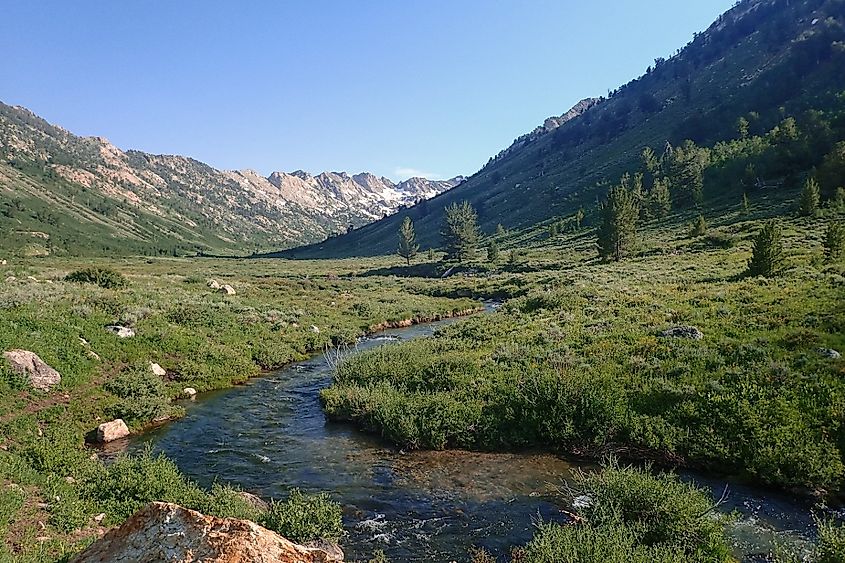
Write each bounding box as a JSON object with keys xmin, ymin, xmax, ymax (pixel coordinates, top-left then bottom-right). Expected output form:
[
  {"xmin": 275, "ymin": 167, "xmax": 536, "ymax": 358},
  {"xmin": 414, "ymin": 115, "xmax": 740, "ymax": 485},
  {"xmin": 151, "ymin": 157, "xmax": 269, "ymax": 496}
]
[{"xmin": 282, "ymin": 0, "xmax": 845, "ymax": 258}]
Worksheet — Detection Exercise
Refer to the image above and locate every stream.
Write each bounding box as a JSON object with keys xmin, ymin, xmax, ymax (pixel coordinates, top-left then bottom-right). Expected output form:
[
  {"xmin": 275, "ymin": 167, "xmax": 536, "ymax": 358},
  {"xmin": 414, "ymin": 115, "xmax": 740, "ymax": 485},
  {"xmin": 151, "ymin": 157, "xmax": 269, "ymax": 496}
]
[{"xmin": 128, "ymin": 304, "xmax": 818, "ymax": 562}]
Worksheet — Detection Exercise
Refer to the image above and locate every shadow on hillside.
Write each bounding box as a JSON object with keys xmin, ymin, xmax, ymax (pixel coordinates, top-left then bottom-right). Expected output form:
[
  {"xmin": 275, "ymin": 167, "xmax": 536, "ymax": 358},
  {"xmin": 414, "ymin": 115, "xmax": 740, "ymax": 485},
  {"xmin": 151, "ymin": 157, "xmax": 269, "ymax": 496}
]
[{"xmin": 359, "ymin": 263, "xmax": 444, "ymax": 278}]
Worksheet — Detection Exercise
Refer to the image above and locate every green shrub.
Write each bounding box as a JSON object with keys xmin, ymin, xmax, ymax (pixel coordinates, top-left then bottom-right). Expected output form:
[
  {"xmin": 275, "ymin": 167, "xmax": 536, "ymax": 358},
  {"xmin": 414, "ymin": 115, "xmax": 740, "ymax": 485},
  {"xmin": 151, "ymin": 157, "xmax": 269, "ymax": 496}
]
[
  {"xmin": 103, "ymin": 366, "xmax": 175, "ymax": 424},
  {"xmin": 817, "ymin": 518, "xmax": 845, "ymax": 563},
  {"xmin": 258, "ymin": 489, "xmax": 344, "ymax": 543},
  {"xmin": 65, "ymin": 267, "xmax": 128, "ymax": 289},
  {"xmin": 520, "ymin": 462, "xmax": 732, "ymax": 562},
  {"xmin": 85, "ymin": 449, "xmax": 204, "ymax": 524}
]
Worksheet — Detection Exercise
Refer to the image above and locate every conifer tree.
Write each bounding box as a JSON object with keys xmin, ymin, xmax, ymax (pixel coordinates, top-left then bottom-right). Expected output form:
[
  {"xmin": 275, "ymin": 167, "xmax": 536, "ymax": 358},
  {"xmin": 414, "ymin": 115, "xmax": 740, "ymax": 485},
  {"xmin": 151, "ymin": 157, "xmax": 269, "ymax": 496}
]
[
  {"xmin": 440, "ymin": 201, "xmax": 480, "ymax": 263},
  {"xmin": 574, "ymin": 208, "xmax": 585, "ymax": 230},
  {"xmin": 833, "ymin": 187, "xmax": 845, "ymax": 211},
  {"xmin": 597, "ymin": 184, "xmax": 639, "ymax": 261},
  {"xmin": 799, "ymin": 178, "xmax": 821, "ymax": 216},
  {"xmin": 397, "ymin": 216, "xmax": 419, "ymax": 266},
  {"xmin": 824, "ymin": 221, "xmax": 845, "ymax": 262},
  {"xmin": 746, "ymin": 220, "xmax": 785, "ymax": 277},
  {"xmin": 649, "ymin": 178, "xmax": 671, "ymax": 218},
  {"xmin": 742, "ymin": 192, "xmax": 750, "ymax": 215},
  {"xmin": 690, "ymin": 215, "xmax": 707, "ymax": 237},
  {"xmin": 486, "ymin": 240, "xmax": 499, "ymax": 263},
  {"xmin": 496, "ymin": 223, "xmax": 506, "ymax": 236}
]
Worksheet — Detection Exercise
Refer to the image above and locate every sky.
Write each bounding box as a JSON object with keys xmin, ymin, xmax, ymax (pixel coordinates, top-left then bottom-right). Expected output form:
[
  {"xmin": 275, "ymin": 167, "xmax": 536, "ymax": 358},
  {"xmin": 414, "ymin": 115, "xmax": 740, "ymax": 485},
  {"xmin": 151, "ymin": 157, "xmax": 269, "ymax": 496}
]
[{"xmin": 0, "ymin": 1, "xmax": 735, "ymax": 181}]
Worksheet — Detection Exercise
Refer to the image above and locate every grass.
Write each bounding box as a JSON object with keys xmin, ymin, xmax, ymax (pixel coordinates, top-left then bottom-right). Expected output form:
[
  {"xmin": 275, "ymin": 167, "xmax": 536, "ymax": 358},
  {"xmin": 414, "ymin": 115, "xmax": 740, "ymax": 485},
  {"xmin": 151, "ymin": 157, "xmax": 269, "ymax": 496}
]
[
  {"xmin": 0, "ymin": 254, "xmax": 476, "ymax": 561},
  {"xmin": 323, "ymin": 199, "xmax": 845, "ymax": 492}
]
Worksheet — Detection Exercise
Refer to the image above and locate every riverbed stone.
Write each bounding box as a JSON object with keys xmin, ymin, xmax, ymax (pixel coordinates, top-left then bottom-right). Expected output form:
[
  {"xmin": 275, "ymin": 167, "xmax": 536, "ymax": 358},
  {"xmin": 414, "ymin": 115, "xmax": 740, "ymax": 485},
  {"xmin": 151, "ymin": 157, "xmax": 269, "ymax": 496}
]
[
  {"xmin": 660, "ymin": 325, "xmax": 703, "ymax": 340},
  {"xmin": 236, "ymin": 491, "xmax": 270, "ymax": 512},
  {"xmin": 70, "ymin": 502, "xmax": 344, "ymax": 563},
  {"xmin": 3, "ymin": 349, "xmax": 61, "ymax": 391},
  {"xmin": 96, "ymin": 419, "xmax": 130, "ymax": 443}
]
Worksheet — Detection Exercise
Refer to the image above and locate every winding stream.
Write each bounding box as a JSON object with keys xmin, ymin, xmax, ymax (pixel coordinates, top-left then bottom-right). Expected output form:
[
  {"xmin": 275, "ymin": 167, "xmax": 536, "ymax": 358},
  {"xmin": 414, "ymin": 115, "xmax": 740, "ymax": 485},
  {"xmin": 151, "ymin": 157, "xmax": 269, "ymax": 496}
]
[{"xmin": 129, "ymin": 306, "xmax": 818, "ymax": 561}]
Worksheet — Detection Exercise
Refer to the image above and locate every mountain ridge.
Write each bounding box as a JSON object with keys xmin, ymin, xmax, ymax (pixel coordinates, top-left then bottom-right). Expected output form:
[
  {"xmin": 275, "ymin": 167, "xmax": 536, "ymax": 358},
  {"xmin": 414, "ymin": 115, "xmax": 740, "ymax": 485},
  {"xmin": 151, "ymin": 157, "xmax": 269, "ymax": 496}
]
[{"xmin": 0, "ymin": 102, "xmax": 460, "ymax": 256}]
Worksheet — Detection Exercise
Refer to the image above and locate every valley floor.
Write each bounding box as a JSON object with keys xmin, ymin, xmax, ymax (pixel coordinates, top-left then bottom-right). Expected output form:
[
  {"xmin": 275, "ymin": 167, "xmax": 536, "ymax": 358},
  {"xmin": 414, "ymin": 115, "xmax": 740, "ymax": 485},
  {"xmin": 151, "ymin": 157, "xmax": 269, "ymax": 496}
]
[{"xmin": 0, "ymin": 196, "xmax": 844, "ymax": 562}]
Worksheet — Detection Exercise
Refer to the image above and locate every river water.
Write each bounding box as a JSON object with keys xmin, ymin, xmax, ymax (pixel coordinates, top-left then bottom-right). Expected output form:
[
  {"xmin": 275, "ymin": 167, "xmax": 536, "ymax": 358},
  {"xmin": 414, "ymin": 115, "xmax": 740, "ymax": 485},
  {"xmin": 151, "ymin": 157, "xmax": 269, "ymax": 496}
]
[{"xmin": 129, "ymin": 307, "xmax": 818, "ymax": 562}]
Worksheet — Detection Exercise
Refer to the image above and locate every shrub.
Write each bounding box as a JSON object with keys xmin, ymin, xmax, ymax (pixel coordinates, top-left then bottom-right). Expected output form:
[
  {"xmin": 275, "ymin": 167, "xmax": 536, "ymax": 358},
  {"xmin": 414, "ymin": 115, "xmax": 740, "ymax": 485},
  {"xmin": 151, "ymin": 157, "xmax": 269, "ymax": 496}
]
[
  {"xmin": 103, "ymin": 366, "xmax": 175, "ymax": 424},
  {"xmin": 519, "ymin": 462, "xmax": 732, "ymax": 562},
  {"xmin": 65, "ymin": 267, "xmax": 128, "ymax": 289},
  {"xmin": 688, "ymin": 215, "xmax": 707, "ymax": 237},
  {"xmin": 259, "ymin": 489, "xmax": 344, "ymax": 543}
]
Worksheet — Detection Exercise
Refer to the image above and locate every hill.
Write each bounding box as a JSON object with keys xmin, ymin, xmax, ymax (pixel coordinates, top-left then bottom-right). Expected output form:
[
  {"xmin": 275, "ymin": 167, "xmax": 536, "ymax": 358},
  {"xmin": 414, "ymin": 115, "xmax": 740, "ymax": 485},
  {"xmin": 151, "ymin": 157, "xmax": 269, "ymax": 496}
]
[
  {"xmin": 0, "ymin": 102, "xmax": 459, "ymax": 257},
  {"xmin": 280, "ymin": 0, "xmax": 845, "ymax": 259}
]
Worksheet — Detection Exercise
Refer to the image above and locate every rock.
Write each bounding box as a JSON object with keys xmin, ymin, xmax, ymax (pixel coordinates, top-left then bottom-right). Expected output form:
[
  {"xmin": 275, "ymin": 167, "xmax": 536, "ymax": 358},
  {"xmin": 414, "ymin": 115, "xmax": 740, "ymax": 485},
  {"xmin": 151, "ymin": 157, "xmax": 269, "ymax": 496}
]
[
  {"xmin": 305, "ymin": 540, "xmax": 344, "ymax": 561},
  {"xmin": 310, "ymin": 325, "xmax": 320, "ymax": 333},
  {"xmin": 3, "ymin": 349, "xmax": 61, "ymax": 391},
  {"xmin": 207, "ymin": 279, "xmax": 221, "ymax": 290},
  {"xmin": 218, "ymin": 284, "xmax": 236, "ymax": 295},
  {"xmin": 96, "ymin": 419, "xmax": 130, "ymax": 443},
  {"xmin": 182, "ymin": 387, "xmax": 197, "ymax": 399},
  {"xmin": 5, "ymin": 276, "xmax": 16, "ymax": 282},
  {"xmin": 105, "ymin": 325, "xmax": 135, "ymax": 338},
  {"xmin": 93, "ymin": 513, "xmax": 106, "ymax": 524},
  {"xmin": 818, "ymin": 348, "xmax": 841, "ymax": 359},
  {"xmin": 149, "ymin": 362, "xmax": 166, "ymax": 377},
  {"xmin": 660, "ymin": 326, "xmax": 703, "ymax": 340},
  {"xmin": 70, "ymin": 502, "xmax": 343, "ymax": 563},
  {"xmin": 0, "ymin": 259, "xmax": 6, "ymax": 265},
  {"xmin": 237, "ymin": 491, "xmax": 270, "ymax": 512}
]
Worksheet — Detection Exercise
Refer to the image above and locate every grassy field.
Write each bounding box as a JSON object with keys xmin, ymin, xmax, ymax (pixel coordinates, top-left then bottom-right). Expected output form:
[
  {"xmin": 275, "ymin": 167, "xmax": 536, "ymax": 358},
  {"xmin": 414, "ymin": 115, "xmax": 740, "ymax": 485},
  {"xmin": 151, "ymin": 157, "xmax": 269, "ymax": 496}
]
[{"xmin": 0, "ymin": 255, "xmax": 476, "ymax": 561}]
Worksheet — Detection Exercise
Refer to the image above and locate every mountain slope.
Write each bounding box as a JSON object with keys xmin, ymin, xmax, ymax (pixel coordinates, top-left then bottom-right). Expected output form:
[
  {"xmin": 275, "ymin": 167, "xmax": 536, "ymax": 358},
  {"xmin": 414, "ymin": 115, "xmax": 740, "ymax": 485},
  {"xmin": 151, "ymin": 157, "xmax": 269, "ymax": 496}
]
[
  {"xmin": 281, "ymin": 0, "xmax": 845, "ymax": 259},
  {"xmin": 0, "ymin": 103, "xmax": 460, "ymax": 256}
]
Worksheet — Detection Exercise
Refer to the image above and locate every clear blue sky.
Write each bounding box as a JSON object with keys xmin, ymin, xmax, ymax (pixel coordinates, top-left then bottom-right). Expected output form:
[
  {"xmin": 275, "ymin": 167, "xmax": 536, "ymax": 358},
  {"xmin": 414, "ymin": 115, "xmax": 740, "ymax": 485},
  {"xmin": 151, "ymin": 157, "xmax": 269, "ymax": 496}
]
[{"xmin": 0, "ymin": 1, "xmax": 734, "ymax": 181}]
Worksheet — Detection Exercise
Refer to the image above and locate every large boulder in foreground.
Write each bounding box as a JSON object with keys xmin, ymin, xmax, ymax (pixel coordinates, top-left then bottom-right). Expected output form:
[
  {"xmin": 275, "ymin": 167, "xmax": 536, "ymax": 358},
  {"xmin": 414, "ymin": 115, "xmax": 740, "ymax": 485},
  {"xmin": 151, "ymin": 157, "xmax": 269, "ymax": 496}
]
[
  {"xmin": 3, "ymin": 349, "xmax": 61, "ymax": 391},
  {"xmin": 71, "ymin": 502, "xmax": 343, "ymax": 563}
]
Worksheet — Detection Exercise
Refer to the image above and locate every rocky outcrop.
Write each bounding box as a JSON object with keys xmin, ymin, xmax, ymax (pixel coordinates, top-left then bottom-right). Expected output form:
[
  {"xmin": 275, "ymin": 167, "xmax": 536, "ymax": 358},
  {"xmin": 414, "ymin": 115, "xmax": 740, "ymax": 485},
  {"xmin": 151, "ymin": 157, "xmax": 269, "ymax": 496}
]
[
  {"xmin": 96, "ymin": 419, "xmax": 130, "ymax": 442},
  {"xmin": 2, "ymin": 349, "xmax": 61, "ymax": 391},
  {"xmin": 660, "ymin": 326, "xmax": 704, "ymax": 340},
  {"xmin": 71, "ymin": 502, "xmax": 343, "ymax": 563}
]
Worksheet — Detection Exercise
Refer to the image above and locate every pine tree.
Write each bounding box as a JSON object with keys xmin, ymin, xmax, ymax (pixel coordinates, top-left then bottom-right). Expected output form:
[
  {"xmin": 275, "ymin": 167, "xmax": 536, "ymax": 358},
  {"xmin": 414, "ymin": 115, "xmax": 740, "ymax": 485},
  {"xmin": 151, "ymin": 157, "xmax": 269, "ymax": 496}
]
[
  {"xmin": 824, "ymin": 221, "xmax": 845, "ymax": 262},
  {"xmin": 549, "ymin": 222, "xmax": 559, "ymax": 237},
  {"xmin": 486, "ymin": 240, "xmax": 499, "ymax": 263},
  {"xmin": 496, "ymin": 223, "xmax": 506, "ymax": 236},
  {"xmin": 597, "ymin": 184, "xmax": 639, "ymax": 261},
  {"xmin": 741, "ymin": 192, "xmax": 750, "ymax": 215},
  {"xmin": 689, "ymin": 215, "xmax": 707, "ymax": 237},
  {"xmin": 832, "ymin": 187, "xmax": 845, "ymax": 211},
  {"xmin": 440, "ymin": 201, "xmax": 480, "ymax": 263},
  {"xmin": 574, "ymin": 208, "xmax": 585, "ymax": 230},
  {"xmin": 397, "ymin": 216, "xmax": 419, "ymax": 266},
  {"xmin": 427, "ymin": 248, "xmax": 435, "ymax": 261},
  {"xmin": 649, "ymin": 178, "xmax": 671, "ymax": 218},
  {"xmin": 746, "ymin": 220, "xmax": 785, "ymax": 277},
  {"xmin": 799, "ymin": 178, "xmax": 821, "ymax": 216}
]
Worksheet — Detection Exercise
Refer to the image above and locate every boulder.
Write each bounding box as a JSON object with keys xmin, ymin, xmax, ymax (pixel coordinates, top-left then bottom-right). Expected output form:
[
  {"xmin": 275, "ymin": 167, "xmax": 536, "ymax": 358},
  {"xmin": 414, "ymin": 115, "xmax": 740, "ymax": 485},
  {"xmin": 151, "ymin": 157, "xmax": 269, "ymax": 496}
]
[
  {"xmin": 96, "ymin": 419, "xmax": 130, "ymax": 443},
  {"xmin": 237, "ymin": 491, "xmax": 270, "ymax": 512},
  {"xmin": 818, "ymin": 348, "xmax": 841, "ymax": 359},
  {"xmin": 3, "ymin": 349, "xmax": 61, "ymax": 391},
  {"xmin": 70, "ymin": 502, "xmax": 344, "ymax": 563},
  {"xmin": 310, "ymin": 325, "xmax": 320, "ymax": 334},
  {"xmin": 105, "ymin": 325, "xmax": 135, "ymax": 338},
  {"xmin": 182, "ymin": 387, "xmax": 197, "ymax": 399},
  {"xmin": 219, "ymin": 284, "xmax": 236, "ymax": 295},
  {"xmin": 660, "ymin": 326, "xmax": 703, "ymax": 340},
  {"xmin": 149, "ymin": 362, "xmax": 166, "ymax": 377},
  {"xmin": 207, "ymin": 279, "xmax": 221, "ymax": 290}
]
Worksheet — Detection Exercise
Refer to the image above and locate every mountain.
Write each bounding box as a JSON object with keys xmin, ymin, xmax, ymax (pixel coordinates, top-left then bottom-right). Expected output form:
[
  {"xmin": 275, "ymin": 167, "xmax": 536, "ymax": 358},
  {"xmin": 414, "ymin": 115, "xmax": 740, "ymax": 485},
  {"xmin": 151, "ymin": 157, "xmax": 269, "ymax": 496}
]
[
  {"xmin": 281, "ymin": 0, "xmax": 845, "ymax": 259},
  {"xmin": 0, "ymin": 103, "xmax": 460, "ymax": 256}
]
